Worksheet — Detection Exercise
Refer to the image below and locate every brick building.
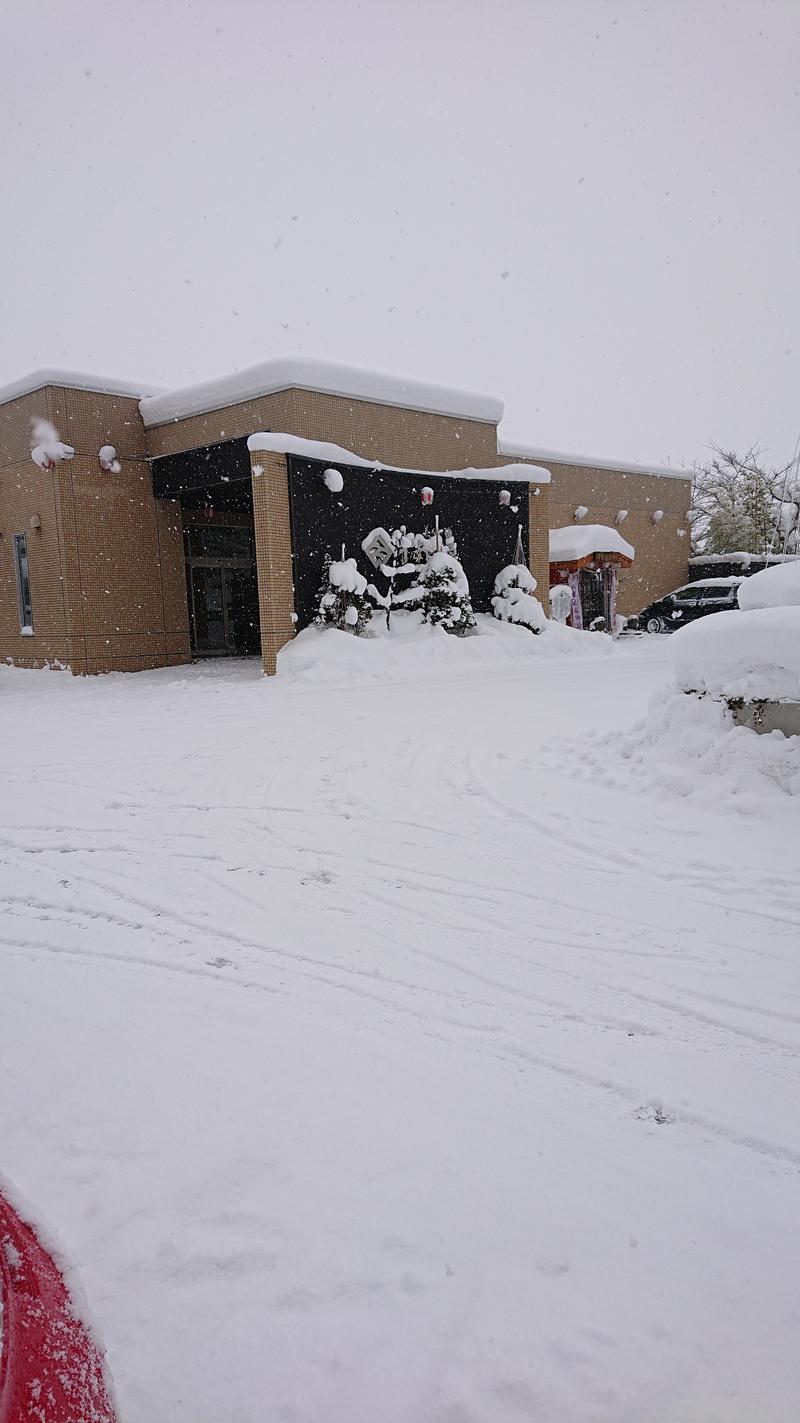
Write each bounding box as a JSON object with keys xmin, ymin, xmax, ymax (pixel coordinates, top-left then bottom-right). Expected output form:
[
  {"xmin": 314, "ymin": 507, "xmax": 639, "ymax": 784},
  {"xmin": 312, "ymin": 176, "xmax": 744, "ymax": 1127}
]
[{"xmin": 0, "ymin": 360, "xmax": 692, "ymax": 675}]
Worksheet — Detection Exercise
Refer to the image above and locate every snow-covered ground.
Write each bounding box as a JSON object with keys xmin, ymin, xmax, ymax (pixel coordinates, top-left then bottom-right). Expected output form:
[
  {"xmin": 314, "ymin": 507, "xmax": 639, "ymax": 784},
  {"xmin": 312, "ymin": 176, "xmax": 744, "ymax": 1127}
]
[{"xmin": 1, "ymin": 623, "xmax": 799, "ymax": 1423}]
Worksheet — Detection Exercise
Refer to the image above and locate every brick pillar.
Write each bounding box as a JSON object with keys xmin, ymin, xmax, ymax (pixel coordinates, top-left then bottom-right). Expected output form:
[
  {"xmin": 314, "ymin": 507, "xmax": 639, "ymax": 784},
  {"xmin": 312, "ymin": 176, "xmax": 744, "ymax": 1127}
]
[
  {"xmin": 250, "ymin": 449, "xmax": 296, "ymax": 675},
  {"xmin": 529, "ymin": 479, "xmax": 550, "ymax": 616}
]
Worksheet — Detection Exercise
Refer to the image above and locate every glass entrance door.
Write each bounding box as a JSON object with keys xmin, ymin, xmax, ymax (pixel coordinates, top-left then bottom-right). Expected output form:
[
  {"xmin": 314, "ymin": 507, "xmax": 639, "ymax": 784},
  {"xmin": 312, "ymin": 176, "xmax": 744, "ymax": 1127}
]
[{"xmin": 185, "ymin": 523, "xmax": 260, "ymax": 657}]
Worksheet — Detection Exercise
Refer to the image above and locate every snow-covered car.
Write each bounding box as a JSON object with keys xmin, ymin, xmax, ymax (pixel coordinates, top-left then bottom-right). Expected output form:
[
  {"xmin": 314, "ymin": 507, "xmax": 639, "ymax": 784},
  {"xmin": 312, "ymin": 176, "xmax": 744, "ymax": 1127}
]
[
  {"xmin": 639, "ymin": 577, "xmax": 743, "ymax": 634},
  {"xmin": 672, "ymin": 560, "xmax": 800, "ymax": 734}
]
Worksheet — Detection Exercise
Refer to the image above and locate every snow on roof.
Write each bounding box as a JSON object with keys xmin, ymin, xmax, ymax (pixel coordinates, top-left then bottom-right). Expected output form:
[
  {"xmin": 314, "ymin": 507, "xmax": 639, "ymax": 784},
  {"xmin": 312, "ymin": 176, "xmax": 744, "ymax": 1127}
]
[
  {"xmin": 685, "ymin": 576, "xmax": 744, "ymax": 587},
  {"xmin": 549, "ymin": 524, "xmax": 635, "ymax": 564},
  {"xmin": 140, "ymin": 357, "xmax": 505, "ymax": 428},
  {"xmin": 246, "ymin": 431, "xmax": 550, "ymax": 484},
  {"xmin": 498, "ymin": 437, "xmax": 691, "ymax": 482},
  {"xmin": 0, "ymin": 368, "xmax": 162, "ymax": 405}
]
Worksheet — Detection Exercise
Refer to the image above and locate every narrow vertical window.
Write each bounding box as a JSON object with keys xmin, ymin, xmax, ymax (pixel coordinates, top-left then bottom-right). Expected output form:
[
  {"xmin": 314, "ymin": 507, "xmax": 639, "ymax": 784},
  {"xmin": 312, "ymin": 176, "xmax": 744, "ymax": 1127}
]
[{"xmin": 12, "ymin": 533, "xmax": 34, "ymax": 634}]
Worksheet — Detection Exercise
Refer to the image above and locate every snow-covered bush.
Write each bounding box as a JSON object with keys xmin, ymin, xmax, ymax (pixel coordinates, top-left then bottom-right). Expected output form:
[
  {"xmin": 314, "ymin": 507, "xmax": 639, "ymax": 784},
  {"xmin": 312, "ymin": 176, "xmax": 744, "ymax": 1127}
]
[
  {"xmin": 30, "ymin": 417, "xmax": 75, "ymax": 470},
  {"xmin": 315, "ymin": 556, "xmax": 372, "ymax": 635},
  {"xmin": 491, "ymin": 565, "xmax": 546, "ymax": 634},
  {"xmin": 419, "ymin": 551, "xmax": 476, "ymax": 635}
]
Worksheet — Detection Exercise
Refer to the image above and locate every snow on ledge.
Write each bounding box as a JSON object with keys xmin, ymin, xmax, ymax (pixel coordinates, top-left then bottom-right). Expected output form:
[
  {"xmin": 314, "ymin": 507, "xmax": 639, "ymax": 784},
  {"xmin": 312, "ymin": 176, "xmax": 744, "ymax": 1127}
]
[
  {"xmin": 498, "ymin": 437, "xmax": 691, "ymax": 482},
  {"xmin": 140, "ymin": 357, "xmax": 505, "ymax": 428},
  {"xmin": 0, "ymin": 368, "xmax": 162, "ymax": 406},
  {"xmin": 549, "ymin": 524, "xmax": 635, "ymax": 563},
  {"xmin": 247, "ymin": 432, "xmax": 550, "ymax": 484}
]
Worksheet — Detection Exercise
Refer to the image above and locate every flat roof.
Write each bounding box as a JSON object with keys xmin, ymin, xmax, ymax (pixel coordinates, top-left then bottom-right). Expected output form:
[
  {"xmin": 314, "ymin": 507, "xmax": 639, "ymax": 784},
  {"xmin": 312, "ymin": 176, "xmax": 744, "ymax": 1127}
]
[
  {"xmin": 0, "ymin": 368, "xmax": 162, "ymax": 404},
  {"xmin": 498, "ymin": 437, "xmax": 692, "ymax": 482},
  {"xmin": 140, "ymin": 357, "xmax": 505, "ymax": 428}
]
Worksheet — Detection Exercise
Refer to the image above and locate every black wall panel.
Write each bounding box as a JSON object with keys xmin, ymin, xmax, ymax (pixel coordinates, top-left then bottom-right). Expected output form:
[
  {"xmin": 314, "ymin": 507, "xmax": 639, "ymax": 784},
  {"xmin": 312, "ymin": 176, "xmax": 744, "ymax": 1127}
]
[{"xmin": 287, "ymin": 456, "xmax": 531, "ymax": 628}]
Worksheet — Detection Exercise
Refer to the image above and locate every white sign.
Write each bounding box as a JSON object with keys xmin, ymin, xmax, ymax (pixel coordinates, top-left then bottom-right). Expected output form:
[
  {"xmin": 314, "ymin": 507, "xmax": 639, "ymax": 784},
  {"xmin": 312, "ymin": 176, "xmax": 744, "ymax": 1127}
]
[{"xmin": 361, "ymin": 527, "xmax": 395, "ymax": 570}]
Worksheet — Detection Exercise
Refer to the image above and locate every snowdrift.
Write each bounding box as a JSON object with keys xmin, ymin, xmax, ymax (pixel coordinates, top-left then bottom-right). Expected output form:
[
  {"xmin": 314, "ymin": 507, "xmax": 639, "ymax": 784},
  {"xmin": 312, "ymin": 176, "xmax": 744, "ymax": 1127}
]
[
  {"xmin": 278, "ymin": 612, "xmax": 611, "ymax": 686},
  {"xmin": 560, "ymin": 689, "xmax": 800, "ymax": 809}
]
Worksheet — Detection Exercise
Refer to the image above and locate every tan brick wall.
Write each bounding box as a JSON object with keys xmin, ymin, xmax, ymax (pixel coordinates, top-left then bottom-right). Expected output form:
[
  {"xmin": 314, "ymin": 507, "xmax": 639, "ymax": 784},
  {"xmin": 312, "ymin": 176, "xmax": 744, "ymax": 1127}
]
[
  {"xmin": 145, "ymin": 387, "xmax": 498, "ymax": 470},
  {"xmin": 544, "ymin": 461, "xmax": 692, "ymax": 615},
  {"xmin": 0, "ymin": 385, "xmax": 190, "ymax": 674},
  {"xmin": 250, "ymin": 449, "xmax": 295, "ymax": 675},
  {"xmin": 0, "ymin": 459, "xmax": 71, "ymax": 668},
  {"xmin": 528, "ymin": 479, "xmax": 550, "ymax": 616}
]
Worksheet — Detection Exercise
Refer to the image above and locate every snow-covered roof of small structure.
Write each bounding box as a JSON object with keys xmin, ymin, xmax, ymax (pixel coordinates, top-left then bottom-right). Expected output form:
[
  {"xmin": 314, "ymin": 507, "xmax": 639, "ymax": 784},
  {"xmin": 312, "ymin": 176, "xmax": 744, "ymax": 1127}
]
[
  {"xmin": 498, "ymin": 437, "xmax": 691, "ymax": 482},
  {"xmin": 0, "ymin": 368, "xmax": 162, "ymax": 405},
  {"xmin": 140, "ymin": 357, "xmax": 505, "ymax": 428},
  {"xmin": 247, "ymin": 431, "xmax": 550, "ymax": 484},
  {"xmin": 549, "ymin": 524, "xmax": 635, "ymax": 565}
]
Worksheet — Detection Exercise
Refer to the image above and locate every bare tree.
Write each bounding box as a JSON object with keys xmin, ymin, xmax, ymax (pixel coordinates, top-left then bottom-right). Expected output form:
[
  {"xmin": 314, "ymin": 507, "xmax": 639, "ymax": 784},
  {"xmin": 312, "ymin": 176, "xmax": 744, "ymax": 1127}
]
[{"xmin": 690, "ymin": 444, "xmax": 800, "ymax": 556}]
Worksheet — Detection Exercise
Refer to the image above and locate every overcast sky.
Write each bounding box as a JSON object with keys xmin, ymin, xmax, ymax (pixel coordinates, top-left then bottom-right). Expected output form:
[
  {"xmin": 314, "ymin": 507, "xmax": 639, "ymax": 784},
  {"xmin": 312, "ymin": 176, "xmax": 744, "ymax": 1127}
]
[{"xmin": 2, "ymin": 0, "xmax": 799, "ymax": 468}]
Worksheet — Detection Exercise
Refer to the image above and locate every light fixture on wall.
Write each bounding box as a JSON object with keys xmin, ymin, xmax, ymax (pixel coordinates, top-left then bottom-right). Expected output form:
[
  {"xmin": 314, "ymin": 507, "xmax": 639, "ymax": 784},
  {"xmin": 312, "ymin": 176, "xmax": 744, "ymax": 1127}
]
[
  {"xmin": 421, "ymin": 486, "xmax": 434, "ymax": 506},
  {"xmin": 30, "ymin": 514, "xmax": 41, "ymax": 530},
  {"xmin": 498, "ymin": 488, "xmax": 511, "ymax": 507},
  {"xmin": 574, "ymin": 505, "xmax": 588, "ymax": 520},
  {"xmin": 652, "ymin": 509, "xmax": 664, "ymax": 524},
  {"xmin": 98, "ymin": 445, "xmax": 122, "ymax": 474},
  {"xmin": 323, "ymin": 468, "xmax": 344, "ymax": 493},
  {"xmin": 532, "ymin": 486, "xmax": 541, "ymax": 497},
  {"xmin": 615, "ymin": 509, "xmax": 628, "ymax": 524},
  {"xmin": 30, "ymin": 417, "xmax": 75, "ymax": 471}
]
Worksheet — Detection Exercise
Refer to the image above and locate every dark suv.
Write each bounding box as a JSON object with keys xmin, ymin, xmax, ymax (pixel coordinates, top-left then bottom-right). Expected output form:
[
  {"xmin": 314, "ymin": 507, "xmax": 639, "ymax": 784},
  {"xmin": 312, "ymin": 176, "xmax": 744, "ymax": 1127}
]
[{"xmin": 639, "ymin": 578, "xmax": 743, "ymax": 634}]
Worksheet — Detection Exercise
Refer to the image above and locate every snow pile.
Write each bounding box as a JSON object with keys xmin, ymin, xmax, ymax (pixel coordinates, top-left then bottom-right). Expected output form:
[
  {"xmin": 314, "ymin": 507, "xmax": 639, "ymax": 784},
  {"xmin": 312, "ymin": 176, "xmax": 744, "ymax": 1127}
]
[
  {"xmin": 278, "ymin": 612, "xmax": 610, "ymax": 685},
  {"xmin": 737, "ymin": 561, "xmax": 800, "ymax": 611},
  {"xmin": 491, "ymin": 565, "xmax": 546, "ymax": 632},
  {"xmin": 328, "ymin": 558, "xmax": 367, "ymax": 596},
  {"xmin": 550, "ymin": 524, "xmax": 635, "ymax": 565},
  {"xmin": 562, "ymin": 688, "xmax": 800, "ymax": 808},
  {"xmin": 30, "ymin": 417, "xmax": 74, "ymax": 469},
  {"xmin": 674, "ymin": 607, "xmax": 800, "ymax": 703}
]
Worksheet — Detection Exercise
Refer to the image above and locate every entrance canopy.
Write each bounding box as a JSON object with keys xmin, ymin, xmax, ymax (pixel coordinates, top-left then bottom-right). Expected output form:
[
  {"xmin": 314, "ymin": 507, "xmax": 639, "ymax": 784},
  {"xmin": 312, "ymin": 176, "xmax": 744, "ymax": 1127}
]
[{"xmin": 549, "ymin": 524, "xmax": 635, "ymax": 574}]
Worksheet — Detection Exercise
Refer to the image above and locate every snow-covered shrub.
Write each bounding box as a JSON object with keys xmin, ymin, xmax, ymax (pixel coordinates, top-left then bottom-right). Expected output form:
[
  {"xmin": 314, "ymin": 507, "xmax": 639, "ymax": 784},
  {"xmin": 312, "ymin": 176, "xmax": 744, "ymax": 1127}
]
[
  {"xmin": 30, "ymin": 417, "xmax": 75, "ymax": 470},
  {"xmin": 315, "ymin": 555, "xmax": 372, "ymax": 635},
  {"xmin": 491, "ymin": 564, "xmax": 546, "ymax": 634},
  {"xmin": 419, "ymin": 551, "xmax": 476, "ymax": 635}
]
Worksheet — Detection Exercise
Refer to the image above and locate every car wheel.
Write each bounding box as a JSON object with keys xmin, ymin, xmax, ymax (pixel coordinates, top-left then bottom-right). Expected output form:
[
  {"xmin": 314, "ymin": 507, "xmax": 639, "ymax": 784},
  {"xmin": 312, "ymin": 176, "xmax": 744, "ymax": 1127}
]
[{"xmin": 646, "ymin": 616, "xmax": 667, "ymax": 634}]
